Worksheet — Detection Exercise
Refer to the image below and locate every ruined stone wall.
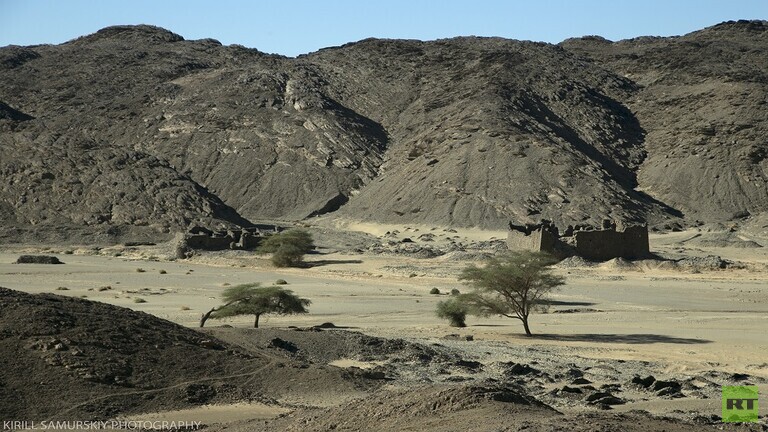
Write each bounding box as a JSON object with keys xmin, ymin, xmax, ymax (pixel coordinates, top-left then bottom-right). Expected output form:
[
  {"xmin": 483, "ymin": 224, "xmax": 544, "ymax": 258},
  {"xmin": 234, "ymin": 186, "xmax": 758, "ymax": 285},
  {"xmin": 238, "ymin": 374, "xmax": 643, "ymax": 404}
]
[
  {"xmin": 572, "ymin": 225, "xmax": 649, "ymax": 261},
  {"xmin": 182, "ymin": 228, "xmax": 262, "ymax": 251},
  {"xmin": 184, "ymin": 234, "xmax": 234, "ymax": 250},
  {"xmin": 506, "ymin": 229, "xmax": 557, "ymax": 254}
]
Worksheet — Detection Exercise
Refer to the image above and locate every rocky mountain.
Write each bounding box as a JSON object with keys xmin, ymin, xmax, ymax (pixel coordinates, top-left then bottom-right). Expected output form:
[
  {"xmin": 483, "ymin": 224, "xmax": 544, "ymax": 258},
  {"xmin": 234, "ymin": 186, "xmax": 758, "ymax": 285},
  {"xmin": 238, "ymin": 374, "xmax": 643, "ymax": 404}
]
[
  {"xmin": 1, "ymin": 21, "xmax": 766, "ymax": 240},
  {"xmin": 560, "ymin": 20, "xmax": 768, "ymax": 225}
]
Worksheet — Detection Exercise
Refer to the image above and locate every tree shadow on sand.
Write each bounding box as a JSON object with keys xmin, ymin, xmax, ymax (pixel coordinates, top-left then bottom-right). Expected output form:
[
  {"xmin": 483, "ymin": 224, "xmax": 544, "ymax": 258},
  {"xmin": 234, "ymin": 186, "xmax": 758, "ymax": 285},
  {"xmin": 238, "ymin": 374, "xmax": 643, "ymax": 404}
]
[
  {"xmin": 530, "ymin": 333, "xmax": 712, "ymax": 345},
  {"xmin": 535, "ymin": 300, "xmax": 596, "ymax": 307},
  {"xmin": 302, "ymin": 259, "xmax": 364, "ymax": 268}
]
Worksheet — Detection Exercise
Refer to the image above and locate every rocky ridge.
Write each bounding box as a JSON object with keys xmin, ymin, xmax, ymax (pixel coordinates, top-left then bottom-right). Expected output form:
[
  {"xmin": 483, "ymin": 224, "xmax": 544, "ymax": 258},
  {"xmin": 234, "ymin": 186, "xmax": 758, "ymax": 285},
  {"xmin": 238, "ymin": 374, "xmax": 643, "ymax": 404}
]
[{"xmin": 1, "ymin": 22, "xmax": 766, "ymax": 240}]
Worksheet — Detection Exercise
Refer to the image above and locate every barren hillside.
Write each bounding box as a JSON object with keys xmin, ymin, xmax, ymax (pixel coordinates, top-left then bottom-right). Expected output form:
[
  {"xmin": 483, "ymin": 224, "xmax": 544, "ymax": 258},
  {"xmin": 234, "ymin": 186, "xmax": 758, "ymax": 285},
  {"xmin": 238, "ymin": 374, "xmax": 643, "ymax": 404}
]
[{"xmin": 1, "ymin": 22, "xmax": 766, "ymax": 240}]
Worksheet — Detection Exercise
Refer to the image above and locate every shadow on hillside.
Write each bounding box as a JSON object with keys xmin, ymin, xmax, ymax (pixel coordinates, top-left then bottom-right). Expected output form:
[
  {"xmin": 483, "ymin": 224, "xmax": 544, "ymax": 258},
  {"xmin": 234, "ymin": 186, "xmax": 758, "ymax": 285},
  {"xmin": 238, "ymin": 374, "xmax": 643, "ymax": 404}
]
[{"xmin": 530, "ymin": 333, "xmax": 712, "ymax": 345}]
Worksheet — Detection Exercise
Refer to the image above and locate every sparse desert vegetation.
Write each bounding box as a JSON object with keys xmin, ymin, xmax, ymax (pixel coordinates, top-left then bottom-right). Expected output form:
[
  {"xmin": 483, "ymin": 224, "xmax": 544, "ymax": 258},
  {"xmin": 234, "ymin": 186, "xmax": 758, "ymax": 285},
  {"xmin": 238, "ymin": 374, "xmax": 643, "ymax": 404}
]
[
  {"xmin": 258, "ymin": 229, "xmax": 315, "ymax": 267},
  {"xmin": 458, "ymin": 252, "xmax": 565, "ymax": 336},
  {"xmin": 200, "ymin": 283, "xmax": 311, "ymax": 328},
  {"xmin": 435, "ymin": 298, "xmax": 468, "ymax": 327}
]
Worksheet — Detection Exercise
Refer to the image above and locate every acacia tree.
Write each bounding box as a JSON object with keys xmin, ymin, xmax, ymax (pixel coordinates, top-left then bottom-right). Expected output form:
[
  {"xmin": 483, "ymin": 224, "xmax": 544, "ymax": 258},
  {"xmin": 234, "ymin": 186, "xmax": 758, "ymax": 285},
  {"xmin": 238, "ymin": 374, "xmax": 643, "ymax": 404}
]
[
  {"xmin": 458, "ymin": 251, "xmax": 564, "ymax": 336},
  {"xmin": 258, "ymin": 229, "xmax": 315, "ymax": 267},
  {"xmin": 200, "ymin": 283, "xmax": 310, "ymax": 328}
]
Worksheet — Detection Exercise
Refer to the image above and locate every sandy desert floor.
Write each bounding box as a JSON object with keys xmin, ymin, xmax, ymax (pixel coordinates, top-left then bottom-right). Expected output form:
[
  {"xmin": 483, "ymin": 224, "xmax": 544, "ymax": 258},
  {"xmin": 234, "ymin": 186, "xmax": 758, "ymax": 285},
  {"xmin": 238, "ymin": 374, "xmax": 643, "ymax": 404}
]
[{"xmin": 1, "ymin": 225, "xmax": 767, "ymax": 428}]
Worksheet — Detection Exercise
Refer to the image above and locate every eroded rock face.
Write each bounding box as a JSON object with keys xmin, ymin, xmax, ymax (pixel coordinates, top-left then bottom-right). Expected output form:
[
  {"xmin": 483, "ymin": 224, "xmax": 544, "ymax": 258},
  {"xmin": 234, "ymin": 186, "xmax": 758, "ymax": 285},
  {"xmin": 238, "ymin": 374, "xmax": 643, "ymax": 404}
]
[
  {"xmin": 560, "ymin": 20, "xmax": 768, "ymax": 225},
  {"xmin": 1, "ymin": 22, "xmax": 766, "ymax": 240}
]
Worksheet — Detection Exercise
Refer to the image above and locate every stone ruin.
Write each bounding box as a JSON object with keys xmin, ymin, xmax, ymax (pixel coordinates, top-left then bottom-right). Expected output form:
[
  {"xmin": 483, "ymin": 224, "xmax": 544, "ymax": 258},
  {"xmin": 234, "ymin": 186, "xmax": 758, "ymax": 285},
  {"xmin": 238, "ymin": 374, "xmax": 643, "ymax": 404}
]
[
  {"xmin": 507, "ymin": 219, "xmax": 650, "ymax": 261},
  {"xmin": 179, "ymin": 225, "xmax": 265, "ymax": 252}
]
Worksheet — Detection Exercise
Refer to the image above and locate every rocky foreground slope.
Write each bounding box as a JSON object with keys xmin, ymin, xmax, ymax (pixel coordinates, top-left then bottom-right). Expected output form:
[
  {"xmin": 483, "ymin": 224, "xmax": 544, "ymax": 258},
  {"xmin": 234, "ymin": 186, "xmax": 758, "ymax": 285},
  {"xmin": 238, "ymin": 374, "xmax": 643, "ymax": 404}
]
[
  {"xmin": 1, "ymin": 21, "xmax": 766, "ymax": 239},
  {"xmin": 2, "ymin": 288, "xmax": 761, "ymax": 430},
  {"xmin": 0, "ymin": 287, "xmax": 371, "ymax": 419}
]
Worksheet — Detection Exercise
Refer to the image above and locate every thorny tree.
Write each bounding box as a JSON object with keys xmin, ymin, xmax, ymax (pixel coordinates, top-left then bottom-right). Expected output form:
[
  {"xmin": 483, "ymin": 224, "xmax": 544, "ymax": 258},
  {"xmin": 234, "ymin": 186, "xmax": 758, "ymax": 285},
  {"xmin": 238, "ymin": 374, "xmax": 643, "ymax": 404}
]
[
  {"xmin": 458, "ymin": 251, "xmax": 565, "ymax": 336},
  {"xmin": 200, "ymin": 283, "xmax": 310, "ymax": 328}
]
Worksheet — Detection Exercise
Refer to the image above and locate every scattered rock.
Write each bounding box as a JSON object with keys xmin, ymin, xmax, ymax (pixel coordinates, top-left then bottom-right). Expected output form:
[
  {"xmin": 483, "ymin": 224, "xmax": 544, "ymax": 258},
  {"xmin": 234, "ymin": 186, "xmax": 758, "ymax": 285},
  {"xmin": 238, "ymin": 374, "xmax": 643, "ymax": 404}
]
[
  {"xmin": 656, "ymin": 386, "xmax": 684, "ymax": 398},
  {"xmin": 314, "ymin": 322, "xmax": 338, "ymax": 329},
  {"xmin": 730, "ymin": 373, "xmax": 750, "ymax": 381},
  {"xmin": 652, "ymin": 380, "xmax": 681, "ymax": 392},
  {"xmin": 586, "ymin": 391, "xmax": 613, "ymax": 402},
  {"xmin": 454, "ymin": 360, "xmax": 482, "ymax": 370},
  {"xmin": 566, "ymin": 367, "xmax": 584, "ymax": 378},
  {"xmin": 269, "ymin": 338, "xmax": 299, "ymax": 353},
  {"xmin": 504, "ymin": 362, "xmax": 539, "ymax": 376},
  {"xmin": 560, "ymin": 386, "xmax": 583, "ymax": 394},
  {"xmin": 442, "ymin": 334, "xmax": 474, "ymax": 341},
  {"xmin": 361, "ymin": 370, "xmax": 388, "ymax": 380},
  {"xmin": 631, "ymin": 375, "xmax": 656, "ymax": 388},
  {"xmin": 586, "ymin": 392, "xmax": 625, "ymax": 405}
]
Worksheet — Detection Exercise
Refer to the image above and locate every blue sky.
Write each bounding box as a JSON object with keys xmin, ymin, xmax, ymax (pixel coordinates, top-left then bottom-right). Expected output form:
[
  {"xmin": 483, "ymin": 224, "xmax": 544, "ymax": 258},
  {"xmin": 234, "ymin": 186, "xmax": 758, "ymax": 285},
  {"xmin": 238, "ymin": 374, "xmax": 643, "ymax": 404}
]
[{"xmin": 1, "ymin": 0, "xmax": 766, "ymax": 56}]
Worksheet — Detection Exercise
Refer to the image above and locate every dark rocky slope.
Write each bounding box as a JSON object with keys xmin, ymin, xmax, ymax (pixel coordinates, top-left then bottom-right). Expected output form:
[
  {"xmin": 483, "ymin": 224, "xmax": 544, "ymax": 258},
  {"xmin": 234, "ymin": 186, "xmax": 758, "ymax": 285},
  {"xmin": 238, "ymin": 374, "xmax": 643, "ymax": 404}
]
[
  {"xmin": 1, "ymin": 22, "xmax": 766, "ymax": 239},
  {"xmin": 304, "ymin": 37, "xmax": 665, "ymax": 227},
  {"xmin": 0, "ymin": 287, "xmax": 368, "ymax": 419}
]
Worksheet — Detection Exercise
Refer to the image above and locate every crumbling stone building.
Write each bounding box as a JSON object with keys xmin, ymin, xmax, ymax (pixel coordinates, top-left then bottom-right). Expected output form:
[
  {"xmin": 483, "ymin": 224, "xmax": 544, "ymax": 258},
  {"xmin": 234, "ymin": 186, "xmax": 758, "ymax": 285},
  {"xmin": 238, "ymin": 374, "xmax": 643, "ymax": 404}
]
[
  {"xmin": 181, "ymin": 226, "xmax": 263, "ymax": 251},
  {"xmin": 506, "ymin": 219, "xmax": 650, "ymax": 261}
]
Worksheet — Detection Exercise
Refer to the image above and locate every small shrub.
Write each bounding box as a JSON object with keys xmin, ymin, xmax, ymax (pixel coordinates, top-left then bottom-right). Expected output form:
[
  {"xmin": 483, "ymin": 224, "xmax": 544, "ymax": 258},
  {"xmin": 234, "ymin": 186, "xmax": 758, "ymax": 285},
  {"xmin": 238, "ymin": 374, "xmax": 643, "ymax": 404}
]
[
  {"xmin": 409, "ymin": 273, "xmax": 418, "ymax": 278},
  {"xmin": 55, "ymin": 286, "xmax": 69, "ymax": 291},
  {"xmin": 136, "ymin": 268, "xmax": 146, "ymax": 273},
  {"xmin": 97, "ymin": 286, "xmax": 112, "ymax": 292},
  {"xmin": 180, "ymin": 305, "xmax": 191, "ymax": 311},
  {"xmin": 16, "ymin": 255, "xmax": 63, "ymax": 264},
  {"xmin": 63, "ymin": 250, "xmax": 74, "ymax": 255},
  {"xmin": 450, "ymin": 288, "xmax": 461, "ymax": 296},
  {"xmin": 429, "ymin": 287, "xmax": 441, "ymax": 295},
  {"xmin": 221, "ymin": 282, "xmax": 231, "ymax": 286},
  {"xmin": 159, "ymin": 269, "xmax": 167, "ymax": 274},
  {"xmin": 275, "ymin": 279, "xmax": 288, "ymax": 285},
  {"xmin": 436, "ymin": 299, "xmax": 468, "ymax": 327},
  {"xmin": 258, "ymin": 229, "xmax": 315, "ymax": 268},
  {"xmin": 133, "ymin": 297, "xmax": 147, "ymax": 303}
]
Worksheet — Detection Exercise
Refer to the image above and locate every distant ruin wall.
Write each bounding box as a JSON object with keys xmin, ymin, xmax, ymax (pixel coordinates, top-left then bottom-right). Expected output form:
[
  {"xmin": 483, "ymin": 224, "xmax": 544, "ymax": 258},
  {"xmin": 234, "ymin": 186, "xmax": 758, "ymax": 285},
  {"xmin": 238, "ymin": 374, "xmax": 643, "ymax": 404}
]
[
  {"xmin": 572, "ymin": 225, "xmax": 649, "ymax": 261},
  {"xmin": 507, "ymin": 220, "xmax": 650, "ymax": 261},
  {"xmin": 182, "ymin": 228, "xmax": 262, "ymax": 251},
  {"xmin": 184, "ymin": 234, "xmax": 234, "ymax": 250},
  {"xmin": 506, "ymin": 229, "xmax": 557, "ymax": 254}
]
